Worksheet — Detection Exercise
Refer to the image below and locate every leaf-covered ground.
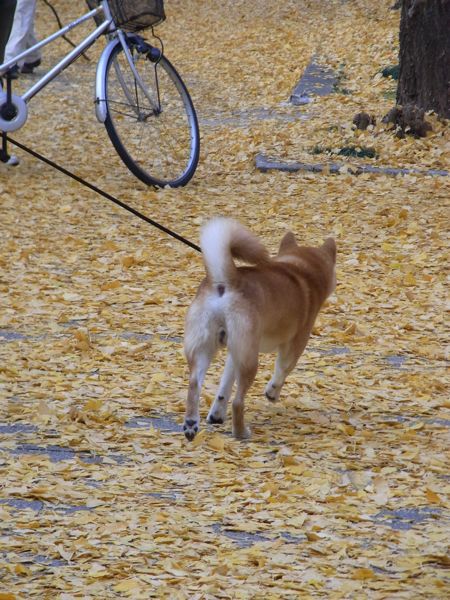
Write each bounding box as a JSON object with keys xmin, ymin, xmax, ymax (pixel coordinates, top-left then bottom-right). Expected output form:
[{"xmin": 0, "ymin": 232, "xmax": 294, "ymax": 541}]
[{"xmin": 0, "ymin": 1, "xmax": 449, "ymax": 598}]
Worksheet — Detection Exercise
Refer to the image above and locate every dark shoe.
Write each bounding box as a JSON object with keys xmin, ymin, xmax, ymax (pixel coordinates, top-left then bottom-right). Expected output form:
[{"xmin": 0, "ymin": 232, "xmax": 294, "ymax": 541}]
[
  {"xmin": 5, "ymin": 65, "xmax": 19, "ymax": 79},
  {"xmin": 0, "ymin": 150, "xmax": 20, "ymax": 166},
  {"xmin": 20, "ymin": 59, "xmax": 41, "ymax": 74}
]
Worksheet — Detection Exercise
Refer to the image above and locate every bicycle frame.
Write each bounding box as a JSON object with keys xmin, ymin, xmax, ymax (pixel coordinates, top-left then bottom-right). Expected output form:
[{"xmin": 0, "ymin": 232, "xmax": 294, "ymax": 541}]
[
  {"xmin": 0, "ymin": 1, "xmax": 158, "ymax": 132},
  {"xmin": 1, "ymin": 1, "xmax": 200, "ymax": 188},
  {"xmin": 0, "ymin": 7, "xmax": 111, "ymax": 102}
]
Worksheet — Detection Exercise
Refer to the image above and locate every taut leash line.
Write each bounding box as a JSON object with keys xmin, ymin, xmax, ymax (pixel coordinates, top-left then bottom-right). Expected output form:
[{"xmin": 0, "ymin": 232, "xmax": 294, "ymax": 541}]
[{"xmin": 7, "ymin": 136, "xmax": 202, "ymax": 254}]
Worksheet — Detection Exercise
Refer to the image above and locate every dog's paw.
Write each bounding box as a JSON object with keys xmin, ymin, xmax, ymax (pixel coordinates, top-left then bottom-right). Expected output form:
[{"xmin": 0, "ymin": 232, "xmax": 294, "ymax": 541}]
[
  {"xmin": 232, "ymin": 425, "xmax": 251, "ymax": 440},
  {"xmin": 206, "ymin": 413, "xmax": 224, "ymax": 425},
  {"xmin": 206, "ymin": 396, "xmax": 227, "ymax": 424},
  {"xmin": 183, "ymin": 418, "xmax": 199, "ymax": 441},
  {"xmin": 265, "ymin": 391, "xmax": 277, "ymax": 402},
  {"xmin": 264, "ymin": 382, "xmax": 280, "ymax": 403}
]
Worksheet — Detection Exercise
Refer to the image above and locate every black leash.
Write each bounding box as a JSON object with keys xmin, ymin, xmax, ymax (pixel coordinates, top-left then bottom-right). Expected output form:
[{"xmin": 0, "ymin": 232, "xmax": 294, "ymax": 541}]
[
  {"xmin": 7, "ymin": 136, "xmax": 201, "ymax": 254},
  {"xmin": 41, "ymin": 0, "xmax": 91, "ymax": 61}
]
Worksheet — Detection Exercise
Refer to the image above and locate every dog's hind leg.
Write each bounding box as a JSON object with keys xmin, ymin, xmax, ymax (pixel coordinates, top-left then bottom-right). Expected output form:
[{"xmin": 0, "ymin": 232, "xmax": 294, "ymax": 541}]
[
  {"xmin": 223, "ymin": 314, "xmax": 260, "ymax": 439},
  {"xmin": 207, "ymin": 353, "xmax": 235, "ymax": 425},
  {"xmin": 227, "ymin": 328, "xmax": 258, "ymax": 439},
  {"xmin": 184, "ymin": 300, "xmax": 220, "ymax": 440},
  {"xmin": 183, "ymin": 351, "xmax": 213, "ymax": 441},
  {"xmin": 232, "ymin": 360, "xmax": 257, "ymax": 439}
]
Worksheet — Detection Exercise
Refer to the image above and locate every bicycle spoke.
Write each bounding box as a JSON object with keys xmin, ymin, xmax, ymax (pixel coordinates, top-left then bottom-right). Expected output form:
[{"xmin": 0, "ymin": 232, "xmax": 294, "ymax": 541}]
[
  {"xmin": 107, "ymin": 101, "xmax": 155, "ymax": 121},
  {"xmin": 103, "ymin": 38, "xmax": 199, "ymax": 187}
]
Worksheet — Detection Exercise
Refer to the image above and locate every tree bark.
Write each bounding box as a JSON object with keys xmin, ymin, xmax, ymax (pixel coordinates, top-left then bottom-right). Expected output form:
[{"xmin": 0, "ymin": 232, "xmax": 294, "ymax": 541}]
[{"xmin": 397, "ymin": 0, "xmax": 450, "ymax": 118}]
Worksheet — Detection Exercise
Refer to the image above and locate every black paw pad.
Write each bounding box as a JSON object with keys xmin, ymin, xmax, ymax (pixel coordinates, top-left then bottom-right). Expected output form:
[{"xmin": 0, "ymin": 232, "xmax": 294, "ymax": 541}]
[
  {"xmin": 207, "ymin": 414, "xmax": 224, "ymax": 424},
  {"xmin": 184, "ymin": 429, "xmax": 196, "ymax": 441},
  {"xmin": 183, "ymin": 423, "xmax": 198, "ymax": 431},
  {"xmin": 183, "ymin": 419, "xmax": 199, "ymax": 441}
]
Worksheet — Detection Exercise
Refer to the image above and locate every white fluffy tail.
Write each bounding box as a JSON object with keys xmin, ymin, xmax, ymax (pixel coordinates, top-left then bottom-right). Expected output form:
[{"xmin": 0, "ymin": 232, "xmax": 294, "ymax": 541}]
[{"xmin": 200, "ymin": 218, "xmax": 269, "ymax": 283}]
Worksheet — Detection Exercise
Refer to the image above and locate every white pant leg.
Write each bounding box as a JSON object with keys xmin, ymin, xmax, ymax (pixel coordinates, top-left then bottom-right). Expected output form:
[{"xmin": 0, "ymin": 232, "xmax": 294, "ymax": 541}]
[
  {"xmin": 5, "ymin": 0, "xmax": 40, "ymax": 66},
  {"xmin": 24, "ymin": 15, "xmax": 39, "ymax": 60}
]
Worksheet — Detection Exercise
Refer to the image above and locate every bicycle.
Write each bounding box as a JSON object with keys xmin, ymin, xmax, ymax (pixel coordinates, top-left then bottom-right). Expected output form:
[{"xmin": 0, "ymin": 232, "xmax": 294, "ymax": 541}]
[{"xmin": 0, "ymin": 0, "xmax": 200, "ymax": 188}]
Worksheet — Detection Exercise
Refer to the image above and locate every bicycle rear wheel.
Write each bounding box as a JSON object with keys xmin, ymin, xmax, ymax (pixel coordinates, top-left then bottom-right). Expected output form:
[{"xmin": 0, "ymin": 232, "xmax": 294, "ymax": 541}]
[{"xmin": 103, "ymin": 37, "xmax": 199, "ymax": 188}]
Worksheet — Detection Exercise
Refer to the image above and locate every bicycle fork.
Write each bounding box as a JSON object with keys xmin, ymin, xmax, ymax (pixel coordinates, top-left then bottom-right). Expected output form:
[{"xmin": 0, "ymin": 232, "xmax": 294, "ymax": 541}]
[{"xmin": 94, "ymin": 32, "xmax": 162, "ymax": 124}]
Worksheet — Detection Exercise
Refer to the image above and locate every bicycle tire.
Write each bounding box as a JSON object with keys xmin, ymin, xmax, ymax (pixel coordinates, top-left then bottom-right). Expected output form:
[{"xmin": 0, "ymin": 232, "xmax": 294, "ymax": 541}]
[{"xmin": 103, "ymin": 37, "xmax": 200, "ymax": 188}]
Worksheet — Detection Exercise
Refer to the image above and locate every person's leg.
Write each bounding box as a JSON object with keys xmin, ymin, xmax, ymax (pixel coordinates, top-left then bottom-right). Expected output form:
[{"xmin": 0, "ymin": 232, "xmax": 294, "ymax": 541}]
[
  {"xmin": 0, "ymin": 0, "xmax": 20, "ymax": 164},
  {"xmin": 21, "ymin": 0, "xmax": 40, "ymax": 70},
  {"xmin": 5, "ymin": 0, "xmax": 39, "ymax": 68},
  {"xmin": 0, "ymin": 0, "xmax": 18, "ymax": 64}
]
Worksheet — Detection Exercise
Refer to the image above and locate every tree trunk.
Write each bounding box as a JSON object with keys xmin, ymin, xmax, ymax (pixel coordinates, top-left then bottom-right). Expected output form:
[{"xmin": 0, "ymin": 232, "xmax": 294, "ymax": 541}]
[{"xmin": 397, "ymin": 0, "xmax": 450, "ymax": 118}]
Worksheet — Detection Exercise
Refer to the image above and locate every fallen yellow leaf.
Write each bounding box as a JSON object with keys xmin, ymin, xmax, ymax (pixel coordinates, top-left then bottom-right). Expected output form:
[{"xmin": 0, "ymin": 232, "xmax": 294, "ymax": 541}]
[
  {"xmin": 353, "ymin": 567, "xmax": 377, "ymax": 580},
  {"xmin": 113, "ymin": 579, "xmax": 141, "ymax": 593},
  {"xmin": 425, "ymin": 488, "xmax": 442, "ymax": 504},
  {"xmin": 208, "ymin": 432, "xmax": 225, "ymax": 451}
]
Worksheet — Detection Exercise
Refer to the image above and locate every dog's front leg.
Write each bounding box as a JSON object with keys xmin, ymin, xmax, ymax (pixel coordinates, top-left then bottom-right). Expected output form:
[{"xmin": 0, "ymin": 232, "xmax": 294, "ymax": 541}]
[
  {"xmin": 207, "ymin": 353, "xmax": 235, "ymax": 425},
  {"xmin": 184, "ymin": 354, "xmax": 210, "ymax": 441},
  {"xmin": 265, "ymin": 350, "xmax": 290, "ymax": 403},
  {"xmin": 265, "ymin": 338, "xmax": 308, "ymax": 402}
]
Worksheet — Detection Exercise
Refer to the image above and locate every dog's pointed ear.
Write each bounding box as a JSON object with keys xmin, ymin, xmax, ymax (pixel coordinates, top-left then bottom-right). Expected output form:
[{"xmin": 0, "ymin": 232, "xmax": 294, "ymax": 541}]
[
  {"xmin": 322, "ymin": 237, "xmax": 337, "ymax": 262},
  {"xmin": 278, "ymin": 231, "xmax": 297, "ymax": 254}
]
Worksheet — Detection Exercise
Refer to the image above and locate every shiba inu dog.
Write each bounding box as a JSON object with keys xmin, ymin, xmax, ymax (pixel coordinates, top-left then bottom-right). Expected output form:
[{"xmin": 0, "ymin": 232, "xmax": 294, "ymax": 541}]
[{"xmin": 183, "ymin": 218, "xmax": 336, "ymax": 441}]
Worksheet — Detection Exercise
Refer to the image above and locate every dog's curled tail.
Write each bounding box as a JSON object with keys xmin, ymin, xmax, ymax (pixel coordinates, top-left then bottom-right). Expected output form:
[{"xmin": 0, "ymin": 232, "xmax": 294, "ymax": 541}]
[{"xmin": 200, "ymin": 218, "xmax": 269, "ymax": 283}]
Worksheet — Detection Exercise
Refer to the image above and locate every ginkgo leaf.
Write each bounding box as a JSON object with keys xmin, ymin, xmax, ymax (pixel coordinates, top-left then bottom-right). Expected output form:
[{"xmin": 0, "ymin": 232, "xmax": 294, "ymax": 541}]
[
  {"xmin": 208, "ymin": 433, "xmax": 225, "ymax": 451},
  {"xmin": 0, "ymin": 1, "xmax": 447, "ymax": 599},
  {"xmin": 113, "ymin": 579, "xmax": 141, "ymax": 593}
]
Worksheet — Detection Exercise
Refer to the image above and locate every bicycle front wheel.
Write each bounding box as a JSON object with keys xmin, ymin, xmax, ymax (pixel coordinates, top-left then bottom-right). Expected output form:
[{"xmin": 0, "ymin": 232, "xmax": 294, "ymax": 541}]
[{"xmin": 103, "ymin": 38, "xmax": 200, "ymax": 188}]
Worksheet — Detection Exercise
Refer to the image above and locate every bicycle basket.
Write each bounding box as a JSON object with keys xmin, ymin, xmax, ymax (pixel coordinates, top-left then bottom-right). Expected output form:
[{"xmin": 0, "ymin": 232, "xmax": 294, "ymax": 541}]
[{"xmin": 86, "ymin": 1, "xmax": 165, "ymax": 32}]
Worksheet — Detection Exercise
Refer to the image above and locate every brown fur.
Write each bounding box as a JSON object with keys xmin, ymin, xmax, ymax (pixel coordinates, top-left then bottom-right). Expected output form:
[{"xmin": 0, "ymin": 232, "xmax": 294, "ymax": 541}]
[{"xmin": 183, "ymin": 218, "xmax": 336, "ymax": 441}]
